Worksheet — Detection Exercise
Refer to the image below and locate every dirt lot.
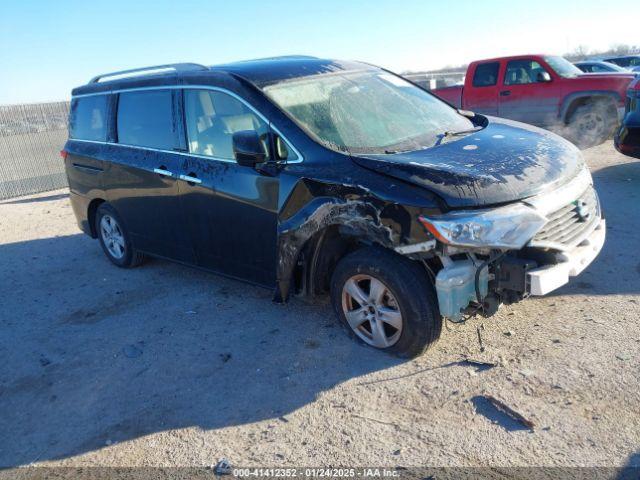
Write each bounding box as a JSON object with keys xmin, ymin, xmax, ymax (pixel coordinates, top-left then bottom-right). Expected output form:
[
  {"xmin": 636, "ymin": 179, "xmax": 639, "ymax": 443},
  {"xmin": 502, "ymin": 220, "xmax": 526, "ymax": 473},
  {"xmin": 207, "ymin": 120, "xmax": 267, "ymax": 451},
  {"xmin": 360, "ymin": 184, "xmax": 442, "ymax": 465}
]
[{"xmin": 0, "ymin": 142, "xmax": 638, "ymax": 470}]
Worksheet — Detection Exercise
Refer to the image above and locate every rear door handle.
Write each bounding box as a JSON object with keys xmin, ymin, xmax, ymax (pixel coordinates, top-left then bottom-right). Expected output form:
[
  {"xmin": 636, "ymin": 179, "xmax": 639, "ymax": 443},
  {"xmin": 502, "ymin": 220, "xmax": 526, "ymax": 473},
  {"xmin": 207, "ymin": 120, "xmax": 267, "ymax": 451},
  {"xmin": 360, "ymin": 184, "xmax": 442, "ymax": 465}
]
[
  {"xmin": 179, "ymin": 173, "xmax": 202, "ymax": 185},
  {"xmin": 500, "ymin": 90, "xmax": 511, "ymax": 96},
  {"xmin": 154, "ymin": 167, "xmax": 174, "ymax": 177}
]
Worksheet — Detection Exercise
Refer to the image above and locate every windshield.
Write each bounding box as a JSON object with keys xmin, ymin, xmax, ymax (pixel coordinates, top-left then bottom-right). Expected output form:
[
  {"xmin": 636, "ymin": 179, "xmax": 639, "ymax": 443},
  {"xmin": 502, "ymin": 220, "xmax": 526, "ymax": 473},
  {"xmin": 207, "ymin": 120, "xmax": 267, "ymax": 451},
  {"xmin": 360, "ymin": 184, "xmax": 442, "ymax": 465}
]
[
  {"xmin": 262, "ymin": 69, "xmax": 474, "ymax": 154},
  {"xmin": 544, "ymin": 56, "xmax": 583, "ymax": 78}
]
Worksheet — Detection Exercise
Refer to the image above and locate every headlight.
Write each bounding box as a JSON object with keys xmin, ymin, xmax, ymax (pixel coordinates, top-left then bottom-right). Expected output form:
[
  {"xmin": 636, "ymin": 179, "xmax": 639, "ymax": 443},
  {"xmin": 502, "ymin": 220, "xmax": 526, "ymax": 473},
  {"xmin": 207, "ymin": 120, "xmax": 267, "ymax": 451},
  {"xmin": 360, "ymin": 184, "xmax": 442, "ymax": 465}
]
[{"xmin": 418, "ymin": 203, "xmax": 546, "ymax": 249}]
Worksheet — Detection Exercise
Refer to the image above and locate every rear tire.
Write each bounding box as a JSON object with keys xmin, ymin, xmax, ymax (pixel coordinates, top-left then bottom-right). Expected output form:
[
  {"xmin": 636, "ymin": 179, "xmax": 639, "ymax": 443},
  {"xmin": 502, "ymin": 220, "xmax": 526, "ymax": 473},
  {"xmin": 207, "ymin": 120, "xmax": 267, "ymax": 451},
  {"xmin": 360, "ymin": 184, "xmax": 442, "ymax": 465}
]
[
  {"xmin": 95, "ymin": 203, "xmax": 145, "ymax": 268},
  {"xmin": 330, "ymin": 247, "xmax": 442, "ymax": 358},
  {"xmin": 567, "ymin": 100, "xmax": 617, "ymax": 149}
]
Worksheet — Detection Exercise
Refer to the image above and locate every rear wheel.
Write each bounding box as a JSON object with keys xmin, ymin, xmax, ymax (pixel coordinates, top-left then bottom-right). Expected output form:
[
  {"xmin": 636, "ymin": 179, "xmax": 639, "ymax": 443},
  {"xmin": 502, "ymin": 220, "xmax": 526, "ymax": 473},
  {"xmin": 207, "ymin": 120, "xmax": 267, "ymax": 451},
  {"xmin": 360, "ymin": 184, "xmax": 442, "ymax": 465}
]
[
  {"xmin": 95, "ymin": 203, "xmax": 145, "ymax": 268},
  {"xmin": 330, "ymin": 247, "xmax": 442, "ymax": 358},
  {"xmin": 568, "ymin": 100, "xmax": 617, "ymax": 149}
]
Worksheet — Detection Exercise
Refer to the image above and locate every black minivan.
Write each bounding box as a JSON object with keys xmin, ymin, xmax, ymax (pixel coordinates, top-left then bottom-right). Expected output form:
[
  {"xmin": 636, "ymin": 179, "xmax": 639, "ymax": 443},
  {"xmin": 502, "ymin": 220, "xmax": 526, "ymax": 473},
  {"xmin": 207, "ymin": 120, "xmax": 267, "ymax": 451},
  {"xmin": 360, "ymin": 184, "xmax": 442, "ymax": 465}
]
[{"xmin": 64, "ymin": 56, "xmax": 605, "ymax": 357}]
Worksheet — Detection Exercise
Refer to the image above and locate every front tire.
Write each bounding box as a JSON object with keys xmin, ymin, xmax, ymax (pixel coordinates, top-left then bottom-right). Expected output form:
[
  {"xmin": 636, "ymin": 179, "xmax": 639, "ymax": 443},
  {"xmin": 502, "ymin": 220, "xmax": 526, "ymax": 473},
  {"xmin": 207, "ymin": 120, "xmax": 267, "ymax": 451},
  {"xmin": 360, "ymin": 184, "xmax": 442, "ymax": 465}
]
[
  {"xmin": 568, "ymin": 100, "xmax": 617, "ymax": 149},
  {"xmin": 330, "ymin": 247, "xmax": 442, "ymax": 358},
  {"xmin": 95, "ymin": 203, "xmax": 145, "ymax": 268}
]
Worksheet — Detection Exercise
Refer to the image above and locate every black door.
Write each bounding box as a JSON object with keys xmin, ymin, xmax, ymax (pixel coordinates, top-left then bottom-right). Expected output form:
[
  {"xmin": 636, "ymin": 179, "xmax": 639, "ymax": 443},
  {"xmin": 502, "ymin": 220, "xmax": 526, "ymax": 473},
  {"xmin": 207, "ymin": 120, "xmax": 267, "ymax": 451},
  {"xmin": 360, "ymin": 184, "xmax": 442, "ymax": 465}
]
[
  {"xmin": 177, "ymin": 88, "xmax": 280, "ymax": 286},
  {"xmin": 106, "ymin": 89, "xmax": 194, "ymax": 263}
]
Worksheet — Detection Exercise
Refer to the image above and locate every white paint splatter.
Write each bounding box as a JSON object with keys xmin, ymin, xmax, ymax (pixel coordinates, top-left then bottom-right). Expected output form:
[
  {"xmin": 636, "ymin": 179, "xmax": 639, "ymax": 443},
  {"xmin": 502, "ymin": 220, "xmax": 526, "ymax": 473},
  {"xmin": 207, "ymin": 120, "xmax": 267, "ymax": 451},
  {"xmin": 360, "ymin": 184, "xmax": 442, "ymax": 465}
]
[
  {"xmin": 492, "ymin": 134, "xmax": 505, "ymax": 139},
  {"xmin": 463, "ymin": 145, "xmax": 478, "ymax": 150}
]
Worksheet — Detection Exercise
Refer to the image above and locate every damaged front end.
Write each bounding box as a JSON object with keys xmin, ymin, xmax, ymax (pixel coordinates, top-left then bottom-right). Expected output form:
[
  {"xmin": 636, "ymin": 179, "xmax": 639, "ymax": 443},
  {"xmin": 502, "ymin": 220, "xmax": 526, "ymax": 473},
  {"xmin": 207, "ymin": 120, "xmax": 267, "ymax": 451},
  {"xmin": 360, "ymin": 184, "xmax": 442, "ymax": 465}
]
[{"xmin": 399, "ymin": 166, "xmax": 605, "ymax": 322}]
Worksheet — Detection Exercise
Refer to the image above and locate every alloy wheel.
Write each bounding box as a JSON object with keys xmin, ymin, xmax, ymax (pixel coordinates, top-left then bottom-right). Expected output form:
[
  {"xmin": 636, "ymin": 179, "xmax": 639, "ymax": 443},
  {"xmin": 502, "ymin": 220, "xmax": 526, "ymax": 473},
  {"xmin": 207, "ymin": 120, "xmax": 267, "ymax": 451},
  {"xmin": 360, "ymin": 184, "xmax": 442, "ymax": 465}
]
[
  {"xmin": 100, "ymin": 214, "xmax": 126, "ymax": 259},
  {"xmin": 341, "ymin": 274, "xmax": 403, "ymax": 348}
]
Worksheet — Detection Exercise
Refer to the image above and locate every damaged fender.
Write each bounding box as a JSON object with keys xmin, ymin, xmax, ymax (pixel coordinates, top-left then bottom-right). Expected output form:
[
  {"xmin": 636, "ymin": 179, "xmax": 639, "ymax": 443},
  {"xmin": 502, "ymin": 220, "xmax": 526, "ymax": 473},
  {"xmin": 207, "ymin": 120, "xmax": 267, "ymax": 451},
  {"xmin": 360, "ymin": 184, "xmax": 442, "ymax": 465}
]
[
  {"xmin": 274, "ymin": 197, "xmax": 394, "ymax": 302},
  {"xmin": 273, "ymin": 178, "xmax": 438, "ymax": 302}
]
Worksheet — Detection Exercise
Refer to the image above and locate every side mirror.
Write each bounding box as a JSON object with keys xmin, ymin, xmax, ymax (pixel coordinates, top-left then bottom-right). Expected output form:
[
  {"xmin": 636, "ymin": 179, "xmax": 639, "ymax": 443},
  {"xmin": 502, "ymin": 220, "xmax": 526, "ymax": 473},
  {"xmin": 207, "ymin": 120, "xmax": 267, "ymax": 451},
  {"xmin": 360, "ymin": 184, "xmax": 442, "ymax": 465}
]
[
  {"xmin": 457, "ymin": 109, "xmax": 476, "ymax": 118},
  {"xmin": 232, "ymin": 130, "xmax": 267, "ymax": 167},
  {"xmin": 537, "ymin": 71, "xmax": 552, "ymax": 83}
]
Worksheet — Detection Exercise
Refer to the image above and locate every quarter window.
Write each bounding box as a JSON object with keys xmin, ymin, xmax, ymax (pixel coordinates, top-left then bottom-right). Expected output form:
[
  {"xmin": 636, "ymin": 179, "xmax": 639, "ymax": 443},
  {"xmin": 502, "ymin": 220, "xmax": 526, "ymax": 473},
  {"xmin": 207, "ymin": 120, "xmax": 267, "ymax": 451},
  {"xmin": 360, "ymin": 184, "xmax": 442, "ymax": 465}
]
[
  {"xmin": 504, "ymin": 60, "xmax": 549, "ymax": 85},
  {"xmin": 117, "ymin": 90, "xmax": 175, "ymax": 149},
  {"xmin": 472, "ymin": 62, "xmax": 500, "ymax": 87},
  {"xmin": 184, "ymin": 89, "xmax": 274, "ymax": 161},
  {"xmin": 69, "ymin": 95, "xmax": 108, "ymax": 141}
]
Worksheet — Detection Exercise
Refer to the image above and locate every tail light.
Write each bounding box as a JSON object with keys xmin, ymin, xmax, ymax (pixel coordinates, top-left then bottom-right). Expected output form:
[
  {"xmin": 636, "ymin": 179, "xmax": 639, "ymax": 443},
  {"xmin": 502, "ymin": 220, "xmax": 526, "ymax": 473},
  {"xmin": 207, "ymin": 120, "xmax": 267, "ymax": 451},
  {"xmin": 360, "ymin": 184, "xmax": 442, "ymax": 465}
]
[{"xmin": 60, "ymin": 149, "xmax": 68, "ymax": 160}]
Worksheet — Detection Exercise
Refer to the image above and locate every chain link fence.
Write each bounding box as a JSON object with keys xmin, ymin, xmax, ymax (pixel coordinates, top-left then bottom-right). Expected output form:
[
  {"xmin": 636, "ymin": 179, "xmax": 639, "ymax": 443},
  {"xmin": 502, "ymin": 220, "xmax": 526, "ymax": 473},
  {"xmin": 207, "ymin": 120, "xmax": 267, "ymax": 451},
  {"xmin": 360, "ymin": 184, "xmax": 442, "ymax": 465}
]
[{"xmin": 0, "ymin": 101, "xmax": 70, "ymax": 200}]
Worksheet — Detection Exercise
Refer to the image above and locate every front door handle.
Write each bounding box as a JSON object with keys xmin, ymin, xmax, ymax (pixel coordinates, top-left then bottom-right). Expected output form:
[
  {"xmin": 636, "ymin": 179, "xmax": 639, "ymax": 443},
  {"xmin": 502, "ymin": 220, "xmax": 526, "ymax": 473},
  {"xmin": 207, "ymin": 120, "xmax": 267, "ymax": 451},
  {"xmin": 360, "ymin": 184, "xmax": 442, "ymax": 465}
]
[
  {"xmin": 179, "ymin": 173, "xmax": 202, "ymax": 185},
  {"xmin": 154, "ymin": 167, "xmax": 174, "ymax": 177},
  {"xmin": 500, "ymin": 90, "xmax": 511, "ymax": 96}
]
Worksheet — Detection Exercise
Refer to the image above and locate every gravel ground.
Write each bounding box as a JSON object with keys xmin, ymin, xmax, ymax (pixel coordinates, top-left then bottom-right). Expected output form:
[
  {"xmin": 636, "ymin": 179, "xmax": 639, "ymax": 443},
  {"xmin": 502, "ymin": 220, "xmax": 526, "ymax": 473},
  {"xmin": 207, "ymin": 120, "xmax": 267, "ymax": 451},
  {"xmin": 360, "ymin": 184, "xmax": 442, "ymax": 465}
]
[{"xmin": 0, "ymin": 142, "xmax": 638, "ymax": 469}]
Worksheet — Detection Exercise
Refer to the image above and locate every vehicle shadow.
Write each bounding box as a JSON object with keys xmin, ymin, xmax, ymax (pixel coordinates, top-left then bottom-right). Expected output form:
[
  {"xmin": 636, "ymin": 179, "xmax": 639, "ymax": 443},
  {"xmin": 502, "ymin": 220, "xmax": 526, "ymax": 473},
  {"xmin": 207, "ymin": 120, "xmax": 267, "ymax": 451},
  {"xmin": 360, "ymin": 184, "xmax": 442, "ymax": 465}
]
[
  {"xmin": 547, "ymin": 160, "xmax": 640, "ymax": 297},
  {"xmin": 0, "ymin": 233, "xmax": 403, "ymax": 466},
  {"xmin": 616, "ymin": 451, "xmax": 640, "ymax": 479}
]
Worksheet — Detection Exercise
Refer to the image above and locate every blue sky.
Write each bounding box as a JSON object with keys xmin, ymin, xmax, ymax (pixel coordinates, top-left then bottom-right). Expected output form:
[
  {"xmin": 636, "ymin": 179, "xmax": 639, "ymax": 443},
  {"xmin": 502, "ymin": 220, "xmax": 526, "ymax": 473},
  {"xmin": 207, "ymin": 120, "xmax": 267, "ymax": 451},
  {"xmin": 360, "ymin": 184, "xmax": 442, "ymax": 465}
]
[{"xmin": 1, "ymin": 0, "xmax": 637, "ymax": 104}]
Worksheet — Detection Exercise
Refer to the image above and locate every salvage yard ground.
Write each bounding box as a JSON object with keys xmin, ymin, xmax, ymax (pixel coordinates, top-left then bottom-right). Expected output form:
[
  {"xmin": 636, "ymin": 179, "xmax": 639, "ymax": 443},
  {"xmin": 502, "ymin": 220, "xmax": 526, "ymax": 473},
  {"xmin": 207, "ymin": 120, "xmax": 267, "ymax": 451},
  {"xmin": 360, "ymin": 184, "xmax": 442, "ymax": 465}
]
[{"xmin": 0, "ymin": 142, "xmax": 638, "ymax": 468}]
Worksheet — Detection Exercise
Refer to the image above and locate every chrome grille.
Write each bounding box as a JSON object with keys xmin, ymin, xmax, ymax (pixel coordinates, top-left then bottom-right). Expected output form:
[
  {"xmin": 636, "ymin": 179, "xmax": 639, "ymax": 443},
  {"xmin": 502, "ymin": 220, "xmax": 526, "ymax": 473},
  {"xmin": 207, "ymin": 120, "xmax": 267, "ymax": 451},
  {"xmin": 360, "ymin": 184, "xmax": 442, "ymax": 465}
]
[{"xmin": 530, "ymin": 186, "xmax": 600, "ymax": 250}]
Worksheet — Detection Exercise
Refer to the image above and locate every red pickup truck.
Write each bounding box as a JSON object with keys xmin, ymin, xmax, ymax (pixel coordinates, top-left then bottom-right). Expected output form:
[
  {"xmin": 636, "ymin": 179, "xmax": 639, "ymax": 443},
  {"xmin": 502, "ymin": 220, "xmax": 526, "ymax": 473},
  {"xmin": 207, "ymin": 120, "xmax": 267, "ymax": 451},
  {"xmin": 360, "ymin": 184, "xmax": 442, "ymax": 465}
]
[{"xmin": 432, "ymin": 54, "xmax": 635, "ymax": 148}]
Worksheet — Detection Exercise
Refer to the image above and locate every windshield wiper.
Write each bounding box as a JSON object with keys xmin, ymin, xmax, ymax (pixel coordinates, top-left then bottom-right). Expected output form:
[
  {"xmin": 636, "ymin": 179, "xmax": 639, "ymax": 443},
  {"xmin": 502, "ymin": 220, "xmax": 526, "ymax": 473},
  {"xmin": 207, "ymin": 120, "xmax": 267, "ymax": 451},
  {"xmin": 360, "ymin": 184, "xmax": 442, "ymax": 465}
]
[{"xmin": 433, "ymin": 126, "xmax": 483, "ymax": 146}]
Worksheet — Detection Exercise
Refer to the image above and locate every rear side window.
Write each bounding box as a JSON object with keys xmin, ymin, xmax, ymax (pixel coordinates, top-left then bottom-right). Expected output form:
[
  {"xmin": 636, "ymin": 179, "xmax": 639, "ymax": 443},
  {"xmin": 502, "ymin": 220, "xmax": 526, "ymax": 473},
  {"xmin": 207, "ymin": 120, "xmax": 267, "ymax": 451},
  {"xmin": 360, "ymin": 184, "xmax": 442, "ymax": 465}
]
[
  {"xmin": 69, "ymin": 96, "xmax": 108, "ymax": 141},
  {"xmin": 472, "ymin": 62, "xmax": 500, "ymax": 87},
  {"xmin": 117, "ymin": 90, "xmax": 174, "ymax": 149}
]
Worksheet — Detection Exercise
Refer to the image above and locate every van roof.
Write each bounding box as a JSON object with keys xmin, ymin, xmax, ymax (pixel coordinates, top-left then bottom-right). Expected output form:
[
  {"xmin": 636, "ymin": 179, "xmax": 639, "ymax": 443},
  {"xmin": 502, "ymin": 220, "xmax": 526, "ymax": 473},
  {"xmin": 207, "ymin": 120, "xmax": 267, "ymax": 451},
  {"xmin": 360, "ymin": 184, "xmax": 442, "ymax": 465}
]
[{"xmin": 72, "ymin": 56, "xmax": 373, "ymax": 96}]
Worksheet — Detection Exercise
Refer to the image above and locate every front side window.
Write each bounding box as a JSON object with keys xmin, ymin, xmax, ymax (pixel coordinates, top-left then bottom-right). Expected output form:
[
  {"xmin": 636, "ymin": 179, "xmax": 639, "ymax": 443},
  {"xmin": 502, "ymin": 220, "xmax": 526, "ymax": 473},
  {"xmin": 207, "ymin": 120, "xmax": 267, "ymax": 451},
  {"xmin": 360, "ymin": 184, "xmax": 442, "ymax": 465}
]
[
  {"xmin": 544, "ymin": 56, "xmax": 582, "ymax": 78},
  {"xmin": 472, "ymin": 62, "xmax": 500, "ymax": 87},
  {"xmin": 263, "ymin": 69, "xmax": 473, "ymax": 155},
  {"xmin": 117, "ymin": 90, "xmax": 174, "ymax": 149},
  {"xmin": 504, "ymin": 60, "xmax": 550, "ymax": 85},
  {"xmin": 184, "ymin": 89, "xmax": 275, "ymax": 161},
  {"xmin": 69, "ymin": 95, "xmax": 108, "ymax": 141}
]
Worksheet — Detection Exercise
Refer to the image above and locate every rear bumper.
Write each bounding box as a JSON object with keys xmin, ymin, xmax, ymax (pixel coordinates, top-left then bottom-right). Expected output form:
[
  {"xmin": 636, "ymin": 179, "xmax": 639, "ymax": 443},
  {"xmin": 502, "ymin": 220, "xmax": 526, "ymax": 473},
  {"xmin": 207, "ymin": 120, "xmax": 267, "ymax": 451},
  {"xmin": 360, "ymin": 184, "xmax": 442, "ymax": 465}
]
[
  {"xmin": 527, "ymin": 219, "xmax": 606, "ymax": 296},
  {"xmin": 69, "ymin": 191, "xmax": 93, "ymax": 236}
]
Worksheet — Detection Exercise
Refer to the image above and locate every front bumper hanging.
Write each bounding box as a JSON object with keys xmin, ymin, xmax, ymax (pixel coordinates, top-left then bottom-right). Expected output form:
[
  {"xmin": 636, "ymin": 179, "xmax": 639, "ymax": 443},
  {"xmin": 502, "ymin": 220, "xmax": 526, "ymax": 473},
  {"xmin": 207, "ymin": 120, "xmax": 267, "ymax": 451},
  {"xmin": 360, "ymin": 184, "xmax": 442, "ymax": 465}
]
[{"xmin": 527, "ymin": 219, "xmax": 606, "ymax": 295}]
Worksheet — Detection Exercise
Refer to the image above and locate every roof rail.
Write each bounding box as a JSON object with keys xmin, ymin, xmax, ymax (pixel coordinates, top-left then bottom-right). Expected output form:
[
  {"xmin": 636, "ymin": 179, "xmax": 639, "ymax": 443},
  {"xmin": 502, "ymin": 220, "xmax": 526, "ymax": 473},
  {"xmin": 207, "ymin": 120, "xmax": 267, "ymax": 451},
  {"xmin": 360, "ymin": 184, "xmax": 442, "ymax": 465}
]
[{"xmin": 89, "ymin": 63, "xmax": 209, "ymax": 84}]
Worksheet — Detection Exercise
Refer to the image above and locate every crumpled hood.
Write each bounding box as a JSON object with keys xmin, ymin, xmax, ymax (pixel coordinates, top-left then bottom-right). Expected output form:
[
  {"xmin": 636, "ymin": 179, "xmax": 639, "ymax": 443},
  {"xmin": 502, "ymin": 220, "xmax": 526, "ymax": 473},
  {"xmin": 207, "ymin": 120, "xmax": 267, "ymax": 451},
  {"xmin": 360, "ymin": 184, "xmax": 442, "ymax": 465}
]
[{"xmin": 352, "ymin": 117, "xmax": 585, "ymax": 208}]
